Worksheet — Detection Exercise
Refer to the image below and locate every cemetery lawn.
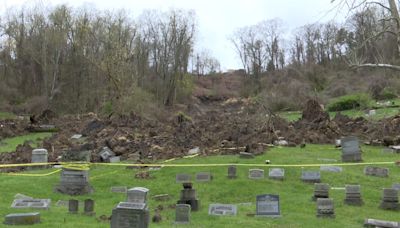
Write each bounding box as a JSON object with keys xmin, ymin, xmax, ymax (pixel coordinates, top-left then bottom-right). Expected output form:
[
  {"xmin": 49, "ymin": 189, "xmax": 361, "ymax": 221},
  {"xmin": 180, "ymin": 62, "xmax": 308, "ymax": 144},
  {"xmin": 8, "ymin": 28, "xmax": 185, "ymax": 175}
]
[
  {"xmin": 1, "ymin": 144, "xmax": 400, "ymax": 227},
  {"xmin": 0, "ymin": 133, "xmax": 52, "ymax": 153}
]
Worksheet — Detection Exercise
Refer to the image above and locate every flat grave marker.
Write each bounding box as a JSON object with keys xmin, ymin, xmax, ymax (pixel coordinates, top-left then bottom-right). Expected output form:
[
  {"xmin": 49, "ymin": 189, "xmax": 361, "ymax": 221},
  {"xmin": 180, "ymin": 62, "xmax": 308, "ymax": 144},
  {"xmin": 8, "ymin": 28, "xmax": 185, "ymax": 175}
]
[
  {"xmin": 196, "ymin": 172, "xmax": 212, "ymax": 182},
  {"xmin": 176, "ymin": 174, "xmax": 191, "ymax": 183},
  {"xmin": 11, "ymin": 199, "xmax": 50, "ymax": 210},
  {"xmin": 364, "ymin": 166, "xmax": 389, "ymax": 178},
  {"xmin": 4, "ymin": 212, "xmax": 40, "ymax": 225},
  {"xmin": 208, "ymin": 204, "xmax": 237, "ymax": 216},
  {"xmin": 249, "ymin": 169, "xmax": 264, "ymax": 180},
  {"xmin": 268, "ymin": 168, "xmax": 284, "ymax": 180},
  {"xmin": 301, "ymin": 170, "xmax": 321, "ymax": 183}
]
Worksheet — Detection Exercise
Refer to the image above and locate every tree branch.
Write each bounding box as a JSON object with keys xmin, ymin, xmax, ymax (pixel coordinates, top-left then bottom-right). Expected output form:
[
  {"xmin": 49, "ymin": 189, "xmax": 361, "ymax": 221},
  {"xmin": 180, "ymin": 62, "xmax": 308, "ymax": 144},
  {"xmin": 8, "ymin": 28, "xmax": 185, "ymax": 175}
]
[{"xmin": 350, "ymin": 63, "xmax": 400, "ymax": 71}]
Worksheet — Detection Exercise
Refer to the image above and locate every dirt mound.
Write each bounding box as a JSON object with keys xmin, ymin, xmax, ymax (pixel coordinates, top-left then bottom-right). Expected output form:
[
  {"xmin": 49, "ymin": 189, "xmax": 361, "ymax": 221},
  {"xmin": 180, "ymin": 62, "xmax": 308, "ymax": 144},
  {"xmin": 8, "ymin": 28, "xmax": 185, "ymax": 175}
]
[
  {"xmin": 0, "ymin": 119, "xmax": 29, "ymax": 140},
  {"xmin": 301, "ymin": 99, "xmax": 329, "ymax": 123}
]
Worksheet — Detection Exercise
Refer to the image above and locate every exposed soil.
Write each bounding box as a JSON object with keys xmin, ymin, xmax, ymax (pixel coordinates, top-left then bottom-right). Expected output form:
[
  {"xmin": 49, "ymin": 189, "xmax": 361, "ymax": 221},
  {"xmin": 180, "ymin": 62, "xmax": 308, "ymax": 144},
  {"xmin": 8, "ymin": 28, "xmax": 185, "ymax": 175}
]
[{"xmin": 0, "ymin": 98, "xmax": 399, "ymax": 165}]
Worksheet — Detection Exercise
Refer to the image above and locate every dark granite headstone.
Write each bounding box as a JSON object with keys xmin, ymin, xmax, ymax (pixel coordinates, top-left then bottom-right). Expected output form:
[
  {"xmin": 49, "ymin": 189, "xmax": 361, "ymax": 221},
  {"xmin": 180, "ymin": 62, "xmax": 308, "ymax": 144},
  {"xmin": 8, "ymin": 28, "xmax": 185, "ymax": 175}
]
[
  {"xmin": 380, "ymin": 188, "xmax": 399, "ymax": 210},
  {"xmin": 176, "ymin": 174, "xmax": 191, "ymax": 183},
  {"xmin": 177, "ymin": 183, "xmax": 200, "ymax": 211},
  {"xmin": 84, "ymin": 199, "xmax": 95, "ymax": 216},
  {"xmin": 54, "ymin": 168, "xmax": 93, "ymax": 195},
  {"xmin": 4, "ymin": 212, "xmax": 40, "ymax": 225},
  {"xmin": 344, "ymin": 185, "xmax": 363, "ymax": 206},
  {"xmin": 69, "ymin": 199, "xmax": 79, "ymax": 214},
  {"xmin": 256, "ymin": 194, "xmax": 281, "ymax": 217},
  {"xmin": 175, "ymin": 204, "xmax": 191, "ymax": 224},
  {"xmin": 227, "ymin": 165, "xmax": 237, "ymax": 179},
  {"xmin": 301, "ymin": 170, "xmax": 321, "ymax": 183},
  {"xmin": 364, "ymin": 166, "xmax": 389, "ymax": 178},
  {"xmin": 341, "ymin": 136, "xmax": 362, "ymax": 162},
  {"xmin": 110, "ymin": 202, "xmax": 149, "ymax": 228},
  {"xmin": 312, "ymin": 183, "xmax": 329, "ymax": 201},
  {"xmin": 316, "ymin": 198, "xmax": 335, "ymax": 218}
]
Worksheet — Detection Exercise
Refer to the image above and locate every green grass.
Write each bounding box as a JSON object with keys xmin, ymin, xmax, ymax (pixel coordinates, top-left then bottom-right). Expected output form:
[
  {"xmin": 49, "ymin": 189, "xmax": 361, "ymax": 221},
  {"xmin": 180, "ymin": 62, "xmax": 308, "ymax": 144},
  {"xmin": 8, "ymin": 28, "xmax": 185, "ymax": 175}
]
[
  {"xmin": 0, "ymin": 133, "xmax": 52, "ymax": 153},
  {"xmin": 279, "ymin": 99, "xmax": 400, "ymax": 122},
  {"xmin": 0, "ymin": 112, "xmax": 16, "ymax": 120},
  {"xmin": 0, "ymin": 144, "xmax": 399, "ymax": 227}
]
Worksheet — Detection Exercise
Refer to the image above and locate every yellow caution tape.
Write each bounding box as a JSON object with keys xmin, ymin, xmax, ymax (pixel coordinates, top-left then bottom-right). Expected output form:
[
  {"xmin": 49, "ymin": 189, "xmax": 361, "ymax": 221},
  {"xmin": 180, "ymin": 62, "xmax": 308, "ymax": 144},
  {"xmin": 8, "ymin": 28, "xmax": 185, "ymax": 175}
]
[
  {"xmin": 0, "ymin": 161, "xmax": 396, "ymax": 169},
  {"xmin": 182, "ymin": 154, "xmax": 199, "ymax": 159},
  {"xmin": 3, "ymin": 169, "xmax": 61, "ymax": 177}
]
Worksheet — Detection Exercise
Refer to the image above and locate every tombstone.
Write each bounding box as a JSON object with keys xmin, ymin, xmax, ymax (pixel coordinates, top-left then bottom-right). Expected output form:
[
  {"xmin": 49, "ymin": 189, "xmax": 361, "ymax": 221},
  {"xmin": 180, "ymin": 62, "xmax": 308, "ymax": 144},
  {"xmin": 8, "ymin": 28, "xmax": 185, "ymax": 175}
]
[
  {"xmin": 84, "ymin": 199, "xmax": 95, "ymax": 216},
  {"xmin": 99, "ymin": 146, "xmax": 115, "ymax": 162},
  {"xmin": 341, "ymin": 136, "xmax": 362, "ymax": 162},
  {"xmin": 54, "ymin": 168, "xmax": 93, "ymax": 195},
  {"xmin": 177, "ymin": 182, "xmax": 200, "ymax": 211},
  {"xmin": 364, "ymin": 166, "xmax": 389, "ymax": 178},
  {"xmin": 31, "ymin": 148, "xmax": 48, "ymax": 164},
  {"xmin": 110, "ymin": 202, "xmax": 150, "ymax": 228},
  {"xmin": 239, "ymin": 152, "xmax": 255, "ymax": 159},
  {"xmin": 4, "ymin": 212, "xmax": 40, "ymax": 225},
  {"xmin": 175, "ymin": 204, "xmax": 191, "ymax": 224},
  {"xmin": 208, "ymin": 204, "xmax": 237, "ymax": 216},
  {"xmin": 249, "ymin": 169, "xmax": 264, "ymax": 179},
  {"xmin": 152, "ymin": 194, "xmax": 170, "ymax": 201},
  {"xmin": 320, "ymin": 166, "xmax": 343, "ymax": 173},
  {"xmin": 227, "ymin": 165, "xmax": 237, "ymax": 179},
  {"xmin": 316, "ymin": 198, "xmax": 335, "ymax": 218},
  {"xmin": 71, "ymin": 134, "xmax": 83, "ymax": 139},
  {"xmin": 176, "ymin": 174, "xmax": 191, "ymax": 183},
  {"xmin": 11, "ymin": 199, "xmax": 51, "ymax": 210},
  {"xmin": 301, "ymin": 170, "xmax": 321, "ymax": 183},
  {"xmin": 127, "ymin": 187, "xmax": 149, "ymax": 204},
  {"xmin": 109, "ymin": 156, "xmax": 121, "ymax": 163},
  {"xmin": 196, "ymin": 172, "xmax": 212, "ymax": 182},
  {"xmin": 256, "ymin": 194, "xmax": 281, "ymax": 217},
  {"xmin": 61, "ymin": 150, "xmax": 91, "ymax": 162},
  {"xmin": 380, "ymin": 188, "xmax": 400, "ymax": 210},
  {"xmin": 312, "ymin": 183, "xmax": 330, "ymax": 201},
  {"xmin": 269, "ymin": 168, "xmax": 284, "ymax": 180},
  {"xmin": 364, "ymin": 218, "xmax": 400, "ymax": 228},
  {"xmin": 344, "ymin": 185, "xmax": 363, "ymax": 206},
  {"xmin": 111, "ymin": 186, "xmax": 128, "ymax": 193},
  {"xmin": 393, "ymin": 183, "xmax": 400, "ymax": 191},
  {"xmin": 69, "ymin": 199, "xmax": 79, "ymax": 214}
]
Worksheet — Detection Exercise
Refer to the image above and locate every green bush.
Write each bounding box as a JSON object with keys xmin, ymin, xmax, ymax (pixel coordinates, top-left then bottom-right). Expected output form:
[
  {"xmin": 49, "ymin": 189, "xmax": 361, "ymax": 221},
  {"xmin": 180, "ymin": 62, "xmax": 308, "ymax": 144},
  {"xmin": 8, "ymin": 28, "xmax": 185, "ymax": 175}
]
[
  {"xmin": 378, "ymin": 88, "xmax": 397, "ymax": 100},
  {"xmin": 327, "ymin": 93, "xmax": 372, "ymax": 111}
]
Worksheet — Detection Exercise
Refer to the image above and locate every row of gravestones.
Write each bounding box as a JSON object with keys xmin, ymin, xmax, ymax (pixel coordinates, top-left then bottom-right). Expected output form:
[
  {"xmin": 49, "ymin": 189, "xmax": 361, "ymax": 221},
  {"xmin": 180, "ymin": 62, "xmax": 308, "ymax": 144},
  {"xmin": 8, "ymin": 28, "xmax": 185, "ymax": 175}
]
[
  {"xmin": 176, "ymin": 165, "xmax": 390, "ymax": 183},
  {"xmin": 4, "ymin": 198, "xmax": 96, "ymax": 225}
]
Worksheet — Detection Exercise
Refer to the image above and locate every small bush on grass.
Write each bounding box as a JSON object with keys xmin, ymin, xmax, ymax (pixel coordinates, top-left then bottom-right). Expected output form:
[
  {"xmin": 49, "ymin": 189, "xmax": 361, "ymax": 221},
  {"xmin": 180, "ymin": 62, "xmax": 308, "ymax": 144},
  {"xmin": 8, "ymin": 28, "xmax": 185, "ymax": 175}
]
[{"xmin": 327, "ymin": 93, "xmax": 372, "ymax": 111}]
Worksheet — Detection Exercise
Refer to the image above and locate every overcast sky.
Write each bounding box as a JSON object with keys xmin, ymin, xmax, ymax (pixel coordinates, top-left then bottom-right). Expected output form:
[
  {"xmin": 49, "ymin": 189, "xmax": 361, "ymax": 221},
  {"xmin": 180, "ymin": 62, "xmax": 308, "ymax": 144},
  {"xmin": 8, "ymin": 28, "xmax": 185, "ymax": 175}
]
[{"xmin": 1, "ymin": 0, "xmax": 347, "ymax": 70}]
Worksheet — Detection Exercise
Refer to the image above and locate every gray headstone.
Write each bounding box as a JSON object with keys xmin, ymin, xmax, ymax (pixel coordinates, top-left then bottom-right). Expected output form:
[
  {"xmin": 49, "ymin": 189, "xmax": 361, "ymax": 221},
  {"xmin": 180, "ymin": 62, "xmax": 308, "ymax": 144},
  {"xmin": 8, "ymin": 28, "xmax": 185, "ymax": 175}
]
[
  {"xmin": 127, "ymin": 187, "xmax": 149, "ymax": 204},
  {"xmin": 380, "ymin": 188, "xmax": 399, "ymax": 210},
  {"xmin": 175, "ymin": 204, "xmax": 191, "ymax": 224},
  {"xmin": 316, "ymin": 198, "xmax": 335, "ymax": 218},
  {"xmin": 249, "ymin": 169, "xmax": 264, "ymax": 179},
  {"xmin": 313, "ymin": 183, "xmax": 330, "ymax": 201},
  {"xmin": 177, "ymin": 183, "xmax": 200, "ymax": 211},
  {"xmin": 54, "ymin": 168, "xmax": 93, "ymax": 195},
  {"xmin": 341, "ymin": 136, "xmax": 362, "ymax": 162},
  {"xmin": 301, "ymin": 170, "xmax": 321, "ymax": 183},
  {"xmin": 69, "ymin": 199, "xmax": 79, "ymax": 214},
  {"xmin": 111, "ymin": 186, "xmax": 128, "ymax": 193},
  {"xmin": 152, "ymin": 194, "xmax": 170, "ymax": 201},
  {"xmin": 176, "ymin": 174, "xmax": 191, "ymax": 183},
  {"xmin": 99, "ymin": 147, "xmax": 115, "ymax": 161},
  {"xmin": 239, "ymin": 152, "xmax": 255, "ymax": 159},
  {"xmin": 4, "ymin": 212, "xmax": 40, "ymax": 225},
  {"xmin": 227, "ymin": 165, "xmax": 237, "ymax": 179},
  {"xmin": 196, "ymin": 172, "xmax": 212, "ymax": 182},
  {"xmin": 344, "ymin": 185, "xmax": 363, "ymax": 206},
  {"xmin": 364, "ymin": 218, "xmax": 400, "ymax": 228},
  {"xmin": 11, "ymin": 199, "xmax": 51, "ymax": 210},
  {"xmin": 393, "ymin": 183, "xmax": 400, "ymax": 191},
  {"xmin": 111, "ymin": 202, "xmax": 149, "ymax": 228},
  {"xmin": 268, "ymin": 168, "xmax": 284, "ymax": 180},
  {"xmin": 364, "ymin": 166, "xmax": 389, "ymax": 178},
  {"xmin": 208, "ymin": 204, "xmax": 237, "ymax": 216},
  {"xmin": 256, "ymin": 194, "xmax": 281, "ymax": 217},
  {"xmin": 320, "ymin": 166, "xmax": 343, "ymax": 173},
  {"xmin": 31, "ymin": 149, "xmax": 48, "ymax": 163},
  {"xmin": 84, "ymin": 199, "xmax": 95, "ymax": 216},
  {"xmin": 109, "ymin": 156, "xmax": 121, "ymax": 163}
]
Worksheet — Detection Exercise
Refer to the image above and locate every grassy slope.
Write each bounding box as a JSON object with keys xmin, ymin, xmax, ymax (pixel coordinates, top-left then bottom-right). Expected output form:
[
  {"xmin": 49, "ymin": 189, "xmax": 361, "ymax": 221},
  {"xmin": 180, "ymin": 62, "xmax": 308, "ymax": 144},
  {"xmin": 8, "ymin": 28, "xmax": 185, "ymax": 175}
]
[
  {"xmin": 0, "ymin": 144, "xmax": 399, "ymax": 227},
  {"xmin": 279, "ymin": 98, "xmax": 400, "ymax": 122},
  {"xmin": 0, "ymin": 133, "xmax": 52, "ymax": 153}
]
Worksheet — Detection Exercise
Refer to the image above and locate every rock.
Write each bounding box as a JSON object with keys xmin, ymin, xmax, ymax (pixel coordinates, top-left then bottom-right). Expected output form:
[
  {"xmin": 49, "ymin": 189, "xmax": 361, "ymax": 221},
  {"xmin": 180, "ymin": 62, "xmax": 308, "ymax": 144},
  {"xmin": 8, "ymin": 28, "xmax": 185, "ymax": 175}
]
[
  {"xmin": 152, "ymin": 211, "xmax": 162, "ymax": 223},
  {"xmin": 188, "ymin": 147, "xmax": 200, "ymax": 155}
]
